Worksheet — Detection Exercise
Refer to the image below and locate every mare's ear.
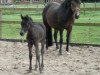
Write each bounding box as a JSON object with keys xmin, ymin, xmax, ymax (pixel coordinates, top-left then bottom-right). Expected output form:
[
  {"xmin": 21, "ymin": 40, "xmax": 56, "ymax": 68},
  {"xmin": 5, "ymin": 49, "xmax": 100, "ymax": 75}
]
[{"xmin": 21, "ymin": 14, "xmax": 24, "ymax": 19}]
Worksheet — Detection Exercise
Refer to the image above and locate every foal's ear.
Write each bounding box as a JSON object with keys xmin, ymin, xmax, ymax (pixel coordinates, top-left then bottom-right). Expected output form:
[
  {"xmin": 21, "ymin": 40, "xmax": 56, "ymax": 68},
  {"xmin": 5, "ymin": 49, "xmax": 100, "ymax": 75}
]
[
  {"xmin": 21, "ymin": 14, "xmax": 24, "ymax": 19},
  {"xmin": 26, "ymin": 15, "xmax": 29, "ymax": 17},
  {"xmin": 25, "ymin": 15, "xmax": 29, "ymax": 20},
  {"xmin": 26, "ymin": 15, "xmax": 29, "ymax": 19}
]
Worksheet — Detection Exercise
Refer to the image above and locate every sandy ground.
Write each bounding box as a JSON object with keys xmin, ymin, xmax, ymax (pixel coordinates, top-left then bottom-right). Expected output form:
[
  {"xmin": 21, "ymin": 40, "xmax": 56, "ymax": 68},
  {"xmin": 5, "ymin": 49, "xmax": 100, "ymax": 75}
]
[{"xmin": 0, "ymin": 41, "xmax": 100, "ymax": 75}]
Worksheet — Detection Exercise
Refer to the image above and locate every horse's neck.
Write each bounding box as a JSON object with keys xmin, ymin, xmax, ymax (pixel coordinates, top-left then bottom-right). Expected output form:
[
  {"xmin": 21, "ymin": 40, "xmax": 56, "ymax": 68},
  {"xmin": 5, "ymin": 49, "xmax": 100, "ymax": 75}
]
[
  {"xmin": 28, "ymin": 21, "xmax": 34, "ymax": 31},
  {"xmin": 58, "ymin": 5, "xmax": 74, "ymax": 21},
  {"xmin": 60, "ymin": 1, "xmax": 73, "ymax": 17},
  {"xmin": 58, "ymin": 4, "xmax": 74, "ymax": 25}
]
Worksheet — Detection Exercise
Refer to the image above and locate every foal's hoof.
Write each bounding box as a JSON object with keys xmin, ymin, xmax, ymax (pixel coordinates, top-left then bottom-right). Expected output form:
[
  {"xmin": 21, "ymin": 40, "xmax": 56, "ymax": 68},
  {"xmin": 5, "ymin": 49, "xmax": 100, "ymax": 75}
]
[
  {"xmin": 34, "ymin": 65, "xmax": 38, "ymax": 71},
  {"xmin": 59, "ymin": 52, "xmax": 62, "ymax": 55},
  {"xmin": 39, "ymin": 67, "xmax": 43, "ymax": 73},
  {"xmin": 41, "ymin": 64, "xmax": 44, "ymax": 69}
]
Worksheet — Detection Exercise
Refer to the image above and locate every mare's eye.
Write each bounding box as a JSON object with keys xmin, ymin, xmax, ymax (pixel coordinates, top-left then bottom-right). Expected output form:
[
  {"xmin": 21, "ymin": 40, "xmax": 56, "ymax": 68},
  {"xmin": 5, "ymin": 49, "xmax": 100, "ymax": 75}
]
[{"xmin": 71, "ymin": 2, "xmax": 75, "ymax": 6}]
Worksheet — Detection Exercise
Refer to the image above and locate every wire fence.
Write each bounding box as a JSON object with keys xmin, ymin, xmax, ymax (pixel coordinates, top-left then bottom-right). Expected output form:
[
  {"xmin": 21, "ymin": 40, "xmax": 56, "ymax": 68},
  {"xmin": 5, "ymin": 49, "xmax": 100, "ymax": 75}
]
[{"xmin": 0, "ymin": 1, "xmax": 100, "ymax": 45}]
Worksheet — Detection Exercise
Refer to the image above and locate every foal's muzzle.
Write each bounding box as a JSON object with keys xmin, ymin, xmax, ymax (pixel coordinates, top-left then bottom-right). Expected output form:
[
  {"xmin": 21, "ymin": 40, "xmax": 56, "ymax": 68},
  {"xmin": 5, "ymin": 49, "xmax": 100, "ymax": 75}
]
[{"xmin": 75, "ymin": 14, "xmax": 79, "ymax": 19}]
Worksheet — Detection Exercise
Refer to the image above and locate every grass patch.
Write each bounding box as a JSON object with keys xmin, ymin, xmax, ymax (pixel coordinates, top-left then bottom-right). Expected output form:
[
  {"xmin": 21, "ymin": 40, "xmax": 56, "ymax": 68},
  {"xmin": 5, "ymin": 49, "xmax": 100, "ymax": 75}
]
[{"xmin": 0, "ymin": 3, "xmax": 100, "ymax": 44}]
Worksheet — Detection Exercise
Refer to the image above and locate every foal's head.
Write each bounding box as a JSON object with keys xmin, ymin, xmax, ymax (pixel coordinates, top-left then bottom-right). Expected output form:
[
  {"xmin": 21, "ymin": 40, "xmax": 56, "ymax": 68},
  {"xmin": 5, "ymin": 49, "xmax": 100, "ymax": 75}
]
[
  {"xmin": 71, "ymin": 0, "xmax": 81, "ymax": 19},
  {"xmin": 20, "ymin": 15, "xmax": 32, "ymax": 36}
]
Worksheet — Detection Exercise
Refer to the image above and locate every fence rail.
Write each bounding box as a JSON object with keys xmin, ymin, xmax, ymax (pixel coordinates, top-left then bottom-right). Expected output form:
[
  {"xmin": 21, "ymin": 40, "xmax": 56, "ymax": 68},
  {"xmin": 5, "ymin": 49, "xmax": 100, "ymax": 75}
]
[
  {"xmin": 0, "ymin": 7, "xmax": 100, "ymax": 25},
  {"xmin": 0, "ymin": 6, "xmax": 100, "ymax": 45},
  {"xmin": 0, "ymin": 21, "xmax": 100, "ymax": 26},
  {"xmin": 0, "ymin": 7, "xmax": 100, "ymax": 11}
]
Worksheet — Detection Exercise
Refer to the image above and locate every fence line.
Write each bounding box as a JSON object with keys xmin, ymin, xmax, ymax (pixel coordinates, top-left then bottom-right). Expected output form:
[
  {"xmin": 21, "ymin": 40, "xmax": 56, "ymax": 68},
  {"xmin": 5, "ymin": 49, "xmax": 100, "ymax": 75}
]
[
  {"xmin": 0, "ymin": 7, "xmax": 100, "ymax": 26},
  {"xmin": 0, "ymin": 7, "xmax": 100, "ymax": 11},
  {"xmin": 0, "ymin": 21, "xmax": 100, "ymax": 26},
  {"xmin": 0, "ymin": 7, "xmax": 100, "ymax": 45}
]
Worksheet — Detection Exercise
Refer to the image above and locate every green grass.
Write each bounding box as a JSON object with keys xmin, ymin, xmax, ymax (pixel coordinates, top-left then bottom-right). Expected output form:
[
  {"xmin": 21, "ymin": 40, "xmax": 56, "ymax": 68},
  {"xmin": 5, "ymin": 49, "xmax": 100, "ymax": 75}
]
[
  {"xmin": 0, "ymin": 3, "xmax": 100, "ymax": 44},
  {"xmin": 2, "ymin": 23, "xmax": 100, "ymax": 44}
]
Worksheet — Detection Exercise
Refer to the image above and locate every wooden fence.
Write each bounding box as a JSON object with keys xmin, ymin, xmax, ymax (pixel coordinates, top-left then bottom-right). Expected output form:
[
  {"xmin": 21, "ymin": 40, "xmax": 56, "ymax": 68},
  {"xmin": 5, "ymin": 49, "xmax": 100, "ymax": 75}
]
[
  {"xmin": 0, "ymin": 7, "xmax": 100, "ymax": 26},
  {"xmin": 0, "ymin": 7, "xmax": 100, "ymax": 46}
]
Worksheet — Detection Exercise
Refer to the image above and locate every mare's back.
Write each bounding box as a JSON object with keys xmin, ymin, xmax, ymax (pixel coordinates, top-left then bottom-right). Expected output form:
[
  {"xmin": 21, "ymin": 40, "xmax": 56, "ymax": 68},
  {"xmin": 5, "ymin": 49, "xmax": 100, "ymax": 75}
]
[
  {"xmin": 46, "ymin": 2, "xmax": 60, "ymax": 16},
  {"xmin": 45, "ymin": 2, "xmax": 62, "ymax": 28}
]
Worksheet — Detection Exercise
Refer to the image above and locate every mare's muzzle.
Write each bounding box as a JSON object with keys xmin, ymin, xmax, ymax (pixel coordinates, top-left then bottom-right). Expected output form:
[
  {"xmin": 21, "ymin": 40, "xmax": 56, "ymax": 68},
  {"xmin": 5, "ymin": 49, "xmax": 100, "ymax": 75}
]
[
  {"xmin": 75, "ymin": 14, "xmax": 79, "ymax": 19},
  {"xmin": 75, "ymin": 12, "xmax": 80, "ymax": 19}
]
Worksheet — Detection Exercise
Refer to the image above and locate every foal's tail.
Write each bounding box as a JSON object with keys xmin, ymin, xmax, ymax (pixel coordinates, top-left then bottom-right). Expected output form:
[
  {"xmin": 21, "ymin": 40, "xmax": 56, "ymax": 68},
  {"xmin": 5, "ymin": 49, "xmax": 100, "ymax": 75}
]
[{"xmin": 42, "ymin": 4, "xmax": 53, "ymax": 47}]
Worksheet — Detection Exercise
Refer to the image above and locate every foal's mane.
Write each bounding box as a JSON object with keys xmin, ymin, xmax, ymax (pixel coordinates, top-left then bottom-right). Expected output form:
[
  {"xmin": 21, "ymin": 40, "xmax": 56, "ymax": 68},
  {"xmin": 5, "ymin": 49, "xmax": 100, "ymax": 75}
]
[{"xmin": 24, "ymin": 15, "xmax": 33, "ymax": 22}]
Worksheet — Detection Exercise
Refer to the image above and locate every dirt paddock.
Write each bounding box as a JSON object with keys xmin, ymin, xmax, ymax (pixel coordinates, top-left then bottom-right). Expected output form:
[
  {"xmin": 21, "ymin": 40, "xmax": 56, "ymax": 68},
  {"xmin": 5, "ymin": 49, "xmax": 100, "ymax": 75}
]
[{"xmin": 0, "ymin": 41, "xmax": 100, "ymax": 75}]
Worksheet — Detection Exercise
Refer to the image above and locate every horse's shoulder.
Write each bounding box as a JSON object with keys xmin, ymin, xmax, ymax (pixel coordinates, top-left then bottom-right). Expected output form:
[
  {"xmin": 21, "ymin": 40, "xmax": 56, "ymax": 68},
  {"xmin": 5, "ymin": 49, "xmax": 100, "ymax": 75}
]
[{"xmin": 39, "ymin": 23, "xmax": 46, "ymax": 31}]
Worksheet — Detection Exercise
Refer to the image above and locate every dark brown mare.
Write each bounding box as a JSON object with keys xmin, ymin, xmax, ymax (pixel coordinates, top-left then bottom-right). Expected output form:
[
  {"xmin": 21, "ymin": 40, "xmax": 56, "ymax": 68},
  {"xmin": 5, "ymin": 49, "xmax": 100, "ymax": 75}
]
[
  {"xmin": 20, "ymin": 15, "xmax": 46, "ymax": 73},
  {"xmin": 42, "ymin": 0, "xmax": 81, "ymax": 55}
]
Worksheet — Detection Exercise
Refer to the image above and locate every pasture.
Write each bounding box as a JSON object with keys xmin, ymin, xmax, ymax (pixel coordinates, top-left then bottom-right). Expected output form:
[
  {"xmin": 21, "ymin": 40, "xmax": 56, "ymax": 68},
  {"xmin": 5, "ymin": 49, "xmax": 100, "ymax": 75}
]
[
  {"xmin": 0, "ymin": 2, "xmax": 100, "ymax": 75},
  {"xmin": 1, "ymin": 3, "xmax": 100, "ymax": 44}
]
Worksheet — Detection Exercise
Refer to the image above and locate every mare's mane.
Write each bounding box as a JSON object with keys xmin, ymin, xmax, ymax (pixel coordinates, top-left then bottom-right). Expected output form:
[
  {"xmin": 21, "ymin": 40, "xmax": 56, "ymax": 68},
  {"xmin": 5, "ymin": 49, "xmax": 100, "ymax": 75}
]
[{"xmin": 57, "ymin": 0, "xmax": 73, "ymax": 26}]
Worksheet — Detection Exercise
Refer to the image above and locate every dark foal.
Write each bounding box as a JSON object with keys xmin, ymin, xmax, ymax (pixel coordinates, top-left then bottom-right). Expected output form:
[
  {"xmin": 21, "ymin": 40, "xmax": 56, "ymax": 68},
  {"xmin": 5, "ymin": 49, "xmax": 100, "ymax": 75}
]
[
  {"xmin": 42, "ymin": 0, "xmax": 81, "ymax": 55},
  {"xmin": 20, "ymin": 15, "xmax": 46, "ymax": 73}
]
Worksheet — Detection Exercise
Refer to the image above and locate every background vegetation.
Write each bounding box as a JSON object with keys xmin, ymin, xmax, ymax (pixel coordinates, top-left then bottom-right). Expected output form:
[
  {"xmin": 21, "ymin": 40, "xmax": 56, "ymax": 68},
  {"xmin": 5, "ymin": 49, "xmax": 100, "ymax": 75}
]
[{"xmin": 0, "ymin": 3, "xmax": 100, "ymax": 45}]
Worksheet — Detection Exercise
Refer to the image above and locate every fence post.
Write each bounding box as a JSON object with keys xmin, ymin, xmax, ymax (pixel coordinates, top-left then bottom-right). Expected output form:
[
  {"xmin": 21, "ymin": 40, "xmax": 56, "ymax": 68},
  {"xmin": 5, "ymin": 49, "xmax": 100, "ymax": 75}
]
[
  {"xmin": 0, "ymin": 9, "xmax": 2, "ymax": 39},
  {"xmin": 83, "ymin": 2, "xmax": 85, "ymax": 15}
]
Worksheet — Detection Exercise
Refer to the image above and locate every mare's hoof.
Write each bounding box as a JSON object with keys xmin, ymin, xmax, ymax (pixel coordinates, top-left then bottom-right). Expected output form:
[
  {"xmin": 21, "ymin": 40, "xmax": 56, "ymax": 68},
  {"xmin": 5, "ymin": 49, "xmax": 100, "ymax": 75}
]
[
  {"xmin": 67, "ymin": 52, "xmax": 70, "ymax": 55},
  {"xmin": 26, "ymin": 69, "xmax": 32, "ymax": 73},
  {"xmin": 29, "ymin": 67, "xmax": 32, "ymax": 72},
  {"xmin": 56, "ymin": 46, "xmax": 59, "ymax": 50}
]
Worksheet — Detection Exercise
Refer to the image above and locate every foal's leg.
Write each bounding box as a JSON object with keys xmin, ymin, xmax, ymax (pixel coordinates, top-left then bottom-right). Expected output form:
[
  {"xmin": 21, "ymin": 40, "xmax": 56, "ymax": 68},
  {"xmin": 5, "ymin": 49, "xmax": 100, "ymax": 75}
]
[
  {"xmin": 41, "ymin": 42, "xmax": 45, "ymax": 70},
  {"xmin": 34, "ymin": 43, "xmax": 41, "ymax": 73},
  {"xmin": 28, "ymin": 43, "xmax": 33, "ymax": 72},
  {"xmin": 59, "ymin": 30, "xmax": 63, "ymax": 55},
  {"xmin": 54, "ymin": 29, "xmax": 59, "ymax": 49}
]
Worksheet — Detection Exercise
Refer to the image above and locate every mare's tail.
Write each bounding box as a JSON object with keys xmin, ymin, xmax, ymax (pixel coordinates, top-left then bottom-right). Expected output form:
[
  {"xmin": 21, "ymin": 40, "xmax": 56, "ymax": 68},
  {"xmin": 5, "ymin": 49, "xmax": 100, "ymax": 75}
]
[{"xmin": 42, "ymin": 4, "xmax": 53, "ymax": 47}]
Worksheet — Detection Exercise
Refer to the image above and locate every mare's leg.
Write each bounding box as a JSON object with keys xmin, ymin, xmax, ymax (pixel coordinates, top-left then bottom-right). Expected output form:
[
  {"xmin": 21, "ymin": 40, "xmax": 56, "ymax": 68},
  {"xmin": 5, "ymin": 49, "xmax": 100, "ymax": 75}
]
[
  {"xmin": 54, "ymin": 29, "xmax": 59, "ymax": 49},
  {"xmin": 28, "ymin": 43, "xmax": 33, "ymax": 72},
  {"xmin": 59, "ymin": 30, "xmax": 63, "ymax": 55},
  {"xmin": 66, "ymin": 27, "xmax": 72, "ymax": 52},
  {"xmin": 46, "ymin": 26, "xmax": 52, "ymax": 49},
  {"xmin": 46, "ymin": 30, "xmax": 48, "ymax": 49},
  {"xmin": 41, "ymin": 42, "xmax": 45, "ymax": 70},
  {"xmin": 34, "ymin": 43, "xmax": 41, "ymax": 73}
]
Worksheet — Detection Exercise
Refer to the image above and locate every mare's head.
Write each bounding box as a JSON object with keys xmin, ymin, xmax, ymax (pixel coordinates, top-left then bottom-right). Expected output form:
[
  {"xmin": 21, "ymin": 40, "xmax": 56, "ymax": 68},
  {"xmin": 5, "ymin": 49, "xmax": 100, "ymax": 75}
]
[
  {"xmin": 20, "ymin": 15, "xmax": 32, "ymax": 36},
  {"xmin": 70, "ymin": 0, "xmax": 81, "ymax": 19}
]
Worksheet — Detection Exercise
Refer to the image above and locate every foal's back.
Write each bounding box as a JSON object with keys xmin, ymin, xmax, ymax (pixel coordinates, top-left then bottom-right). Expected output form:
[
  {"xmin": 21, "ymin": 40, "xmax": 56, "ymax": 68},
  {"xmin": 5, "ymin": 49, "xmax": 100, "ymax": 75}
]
[{"xmin": 27, "ymin": 23, "xmax": 46, "ymax": 43}]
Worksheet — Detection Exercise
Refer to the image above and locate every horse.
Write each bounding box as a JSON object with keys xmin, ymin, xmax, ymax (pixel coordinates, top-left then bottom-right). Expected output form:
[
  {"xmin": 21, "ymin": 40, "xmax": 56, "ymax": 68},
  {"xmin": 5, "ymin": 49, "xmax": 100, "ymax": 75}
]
[
  {"xmin": 20, "ymin": 15, "xmax": 46, "ymax": 73},
  {"xmin": 42, "ymin": 0, "xmax": 81, "ymax": 55}
]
